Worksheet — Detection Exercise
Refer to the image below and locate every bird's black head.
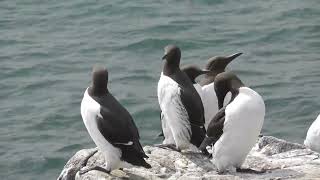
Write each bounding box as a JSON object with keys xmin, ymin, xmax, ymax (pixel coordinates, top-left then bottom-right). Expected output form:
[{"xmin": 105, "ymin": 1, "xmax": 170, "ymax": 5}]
[
  {"xmin": 214, "ymin": 72, "xmax": 244, "ymax": 109},
  {"xmin": 90, "ymin": 66, "xmax": 109, "ymax": 96},
  {"xmin": 162, "ymin": 45, "xmax": 181, "ymax": 67},
  {"xmin": 205, "ymin": 52, "xmax": 242, "ymax": 76},
  {"xmin": 181, "ymin": 65, "xmax": 210, "ymax": 83}
]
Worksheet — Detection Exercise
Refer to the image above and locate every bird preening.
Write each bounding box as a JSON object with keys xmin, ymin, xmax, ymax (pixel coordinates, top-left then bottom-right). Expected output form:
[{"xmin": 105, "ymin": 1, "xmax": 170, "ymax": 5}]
[
  {"xmin": 79, "ymin": 44, "xmax": 268, "ymax": 175},
  {"xmin": 199, "ymin": 72, "xmax": 265, "ymax": 173}
]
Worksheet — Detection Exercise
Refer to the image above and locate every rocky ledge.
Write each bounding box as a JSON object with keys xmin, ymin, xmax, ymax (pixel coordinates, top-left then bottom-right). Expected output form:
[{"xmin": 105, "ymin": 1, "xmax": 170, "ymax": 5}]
[{"xmin": 58, "ymin": 136, "xmax": 320, "ymax": 180}]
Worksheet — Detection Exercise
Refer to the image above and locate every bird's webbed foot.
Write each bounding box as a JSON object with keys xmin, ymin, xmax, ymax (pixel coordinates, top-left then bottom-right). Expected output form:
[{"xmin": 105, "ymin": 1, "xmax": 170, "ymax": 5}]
[
  {"xmin": 236, "ymin": 168, "xmax": 266, "ymax": 174},
  {"xmin": 154, "ymin": 144, "xmax": 181, "ymax": 152},
  {"xmin": 79, "ymin": 165, "xmax": 111, "ymax": 175}
]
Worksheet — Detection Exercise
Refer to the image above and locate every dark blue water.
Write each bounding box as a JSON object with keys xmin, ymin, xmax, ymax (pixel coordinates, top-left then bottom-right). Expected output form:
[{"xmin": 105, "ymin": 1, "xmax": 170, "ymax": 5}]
[{"xmin": 1, "ymin": 0, "xmax": 320, "ymax": 179}]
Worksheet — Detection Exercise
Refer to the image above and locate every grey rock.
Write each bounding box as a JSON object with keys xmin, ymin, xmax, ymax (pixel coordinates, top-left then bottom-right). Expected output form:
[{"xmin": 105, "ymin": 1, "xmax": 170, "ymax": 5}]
[
  {"xmin": 57, "ymin": 136, "xmax": 320, "ymax": 180},
  {"xmin": 257, "ymin": 136, "xmax": 305, "ymax": 156}
]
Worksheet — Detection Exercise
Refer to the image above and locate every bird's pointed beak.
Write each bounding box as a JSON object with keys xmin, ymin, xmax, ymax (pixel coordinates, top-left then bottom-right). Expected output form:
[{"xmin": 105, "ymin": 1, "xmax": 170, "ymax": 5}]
[
  {"xmin": 162, "ymin": 54, "xmax": 167, "ymax": 60},
  {"xmin": 226, "ymin": 52, "xmax": 243, "ymax": 62},
  {"xmin": 199, "ymin": 136, "xmax": 215, "ymax": 151},
  {"xmin": 200, "ymin": 69, "xmax": 211, "ymax": 75}
]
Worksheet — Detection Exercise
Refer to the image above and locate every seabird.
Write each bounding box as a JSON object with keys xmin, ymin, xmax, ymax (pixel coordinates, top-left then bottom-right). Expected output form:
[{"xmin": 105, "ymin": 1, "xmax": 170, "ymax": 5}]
[
  {"xmin": 157, "ymin": 45, "xmax": 207, "ymax": 153},
  {"xmin": 154, "ymin": 65, "xmax": 209, "ymax": 138},
  {"xmin": 80, "ymin": 67, "xmax": 151, "ymax": 174},
  {"xmin": 304, "ymin": 114, "xmax": 320, "ymax": 153},
  {"xmin": 159, "ymin": 53, "xmax": 242, "ymax": 136},
  {"xmin": 200, "ymin": 53, "xmax": 242, "ymax": 129},
  {"xmin": 199, "ymin": 72, "xmax": 265, "ymax": 173}
]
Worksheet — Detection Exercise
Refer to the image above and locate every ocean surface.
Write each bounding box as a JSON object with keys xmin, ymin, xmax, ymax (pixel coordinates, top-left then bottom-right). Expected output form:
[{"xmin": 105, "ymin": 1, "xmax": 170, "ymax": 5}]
[{"xmin": 1, "ymin": 0, "xmax": 320, "ymax": 179}]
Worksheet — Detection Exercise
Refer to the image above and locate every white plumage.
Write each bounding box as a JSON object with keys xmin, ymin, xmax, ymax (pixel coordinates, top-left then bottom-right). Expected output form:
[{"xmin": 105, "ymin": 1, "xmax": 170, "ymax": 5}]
[
  {"xmin": 201, "ymin": 83, "xmax": 218, "ymax": 130},
  {"xmin": 304, "ymin": 114, "xmax": 320, "ymax": 153},
  {"xmin": 193, "ymin": 83, "xmax": 204, "ymax": 101},
  {"xmin": 80, "ymin": 88, "xmax": 123, "ymax": 171},
  {"xmin": 157, "ymin": 73, "xmax": 192, "ymax": 150},
  {"xmin": 212, "ymin": 87, "xmax": 265, "ymax": 172}
]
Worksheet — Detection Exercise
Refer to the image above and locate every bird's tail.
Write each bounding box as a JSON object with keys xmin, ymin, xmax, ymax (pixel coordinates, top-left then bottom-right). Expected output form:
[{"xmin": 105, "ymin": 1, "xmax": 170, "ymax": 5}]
[
  {"xmin": 199, "ymin": 136, "xmax": 215, "ymax": 152},
  {"xmin": 141, "ymin": 160, "xmax": 152, "ymax": 169}
]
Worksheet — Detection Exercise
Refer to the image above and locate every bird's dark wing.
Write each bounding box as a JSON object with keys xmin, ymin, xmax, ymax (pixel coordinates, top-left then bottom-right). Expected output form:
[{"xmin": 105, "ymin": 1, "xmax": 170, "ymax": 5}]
[
  {"xmin": 96, "ymin": 106, "xmax": 150, "ymax": 168},
  {"xmin": 180, "ymin": 86, "xmax": 206, "ymax": 126},
  {"xmin": 199, "ymin": 107, "xmax": 226, "ymax": 151},
  {"xmin": 180, "ymin": 86, "xmax": 206, "ymax": 147},
  {"xmin": 172, "ymin": 71, "xmax": 205, "ymax": 126}
]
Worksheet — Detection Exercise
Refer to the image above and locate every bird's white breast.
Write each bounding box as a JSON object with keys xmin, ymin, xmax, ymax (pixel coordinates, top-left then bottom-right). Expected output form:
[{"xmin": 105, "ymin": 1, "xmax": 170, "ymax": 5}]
[
  {"xmin": 304, "ymin": 114, "xmax": 320, "ymax": 153},
  {"xmin": 157, "ymin": 73, "xmax": 191, "ymax": 149},
  {"xmin": 213, "ymin": 87, "xmax": 265, "ymax": 171},
  {"xmin": 201, "ymin": 83, "xmax": 219, "ymax": 129}
]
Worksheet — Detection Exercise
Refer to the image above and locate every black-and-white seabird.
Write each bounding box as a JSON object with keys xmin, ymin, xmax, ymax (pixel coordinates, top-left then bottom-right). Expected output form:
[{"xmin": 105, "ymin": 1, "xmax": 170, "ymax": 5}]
[
  {"xmin": 80, "ymin": 67, "xmax": 151, "ymax": 174},
  {"xmin": 199, "ymin": 53, "xmax": 242, "ymax": 129},
  {"xmin": 199, "ymin": 72, "xmax": 265, "ymax": 173},
  {"xmin": 158, "ymin": 53, "xmax": 242, "ymax": 137},
  {"xmin": 304, "ymin": 114, "xmax": 320, "ymax": 153},
  {"xmin": 157, "ymin": 65, "xmax": 209, "ymax": 138},
  {"xmin": 157, "ymin": 45, "xmax": 207, "ymax": 153}
]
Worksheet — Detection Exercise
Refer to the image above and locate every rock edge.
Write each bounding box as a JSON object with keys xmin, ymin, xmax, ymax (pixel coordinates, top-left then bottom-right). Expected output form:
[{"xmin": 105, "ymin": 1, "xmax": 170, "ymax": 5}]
[{"xmin": 57, "ymin": 136, "xmax": 320, "ymax": 180}]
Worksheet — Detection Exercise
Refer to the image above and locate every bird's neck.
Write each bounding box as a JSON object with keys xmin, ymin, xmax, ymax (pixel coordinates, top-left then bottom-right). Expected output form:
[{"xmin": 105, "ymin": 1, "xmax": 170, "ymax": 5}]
[
  {"xmin": 206, "ymin": 70, "xmax": 224, "ymax": 79},
  {"xmin": 231, "ymin": 80, "xmax": 244, "ymax": 91},
  {"xmin": 200, "ymin": 71, "xmax": 221, "ymax": 85},
  {"xmin": 229, "ymin": 82, "xmax": 245, "ymax": 101},
  {"xmin": 163, "ymin": 61, "xmax": 180, "ymax": 76},
  {"xmin": 230, "ymin": 89, "xmax": 239, "ymax": 102},
  {"xmin": 88, "ymin": 86, "xmax": 109, "ymax": 97}
]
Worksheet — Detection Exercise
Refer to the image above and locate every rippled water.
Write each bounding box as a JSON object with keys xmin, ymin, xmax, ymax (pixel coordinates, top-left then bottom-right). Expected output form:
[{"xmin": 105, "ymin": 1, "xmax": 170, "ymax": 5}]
[{"xmin": 1, "ymin": 0, "xmax": 320, "ymax": 179}]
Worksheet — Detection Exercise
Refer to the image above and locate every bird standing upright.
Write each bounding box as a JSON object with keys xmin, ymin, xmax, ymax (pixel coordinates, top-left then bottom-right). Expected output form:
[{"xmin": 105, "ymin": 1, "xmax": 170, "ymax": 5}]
[
  {"xmin": 157, "ymin": 45, "xmax": 207, "ymax": 152},
  {"xmin": 80, "ymin": 67, "xmax": 151, "ymax": 175}
]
